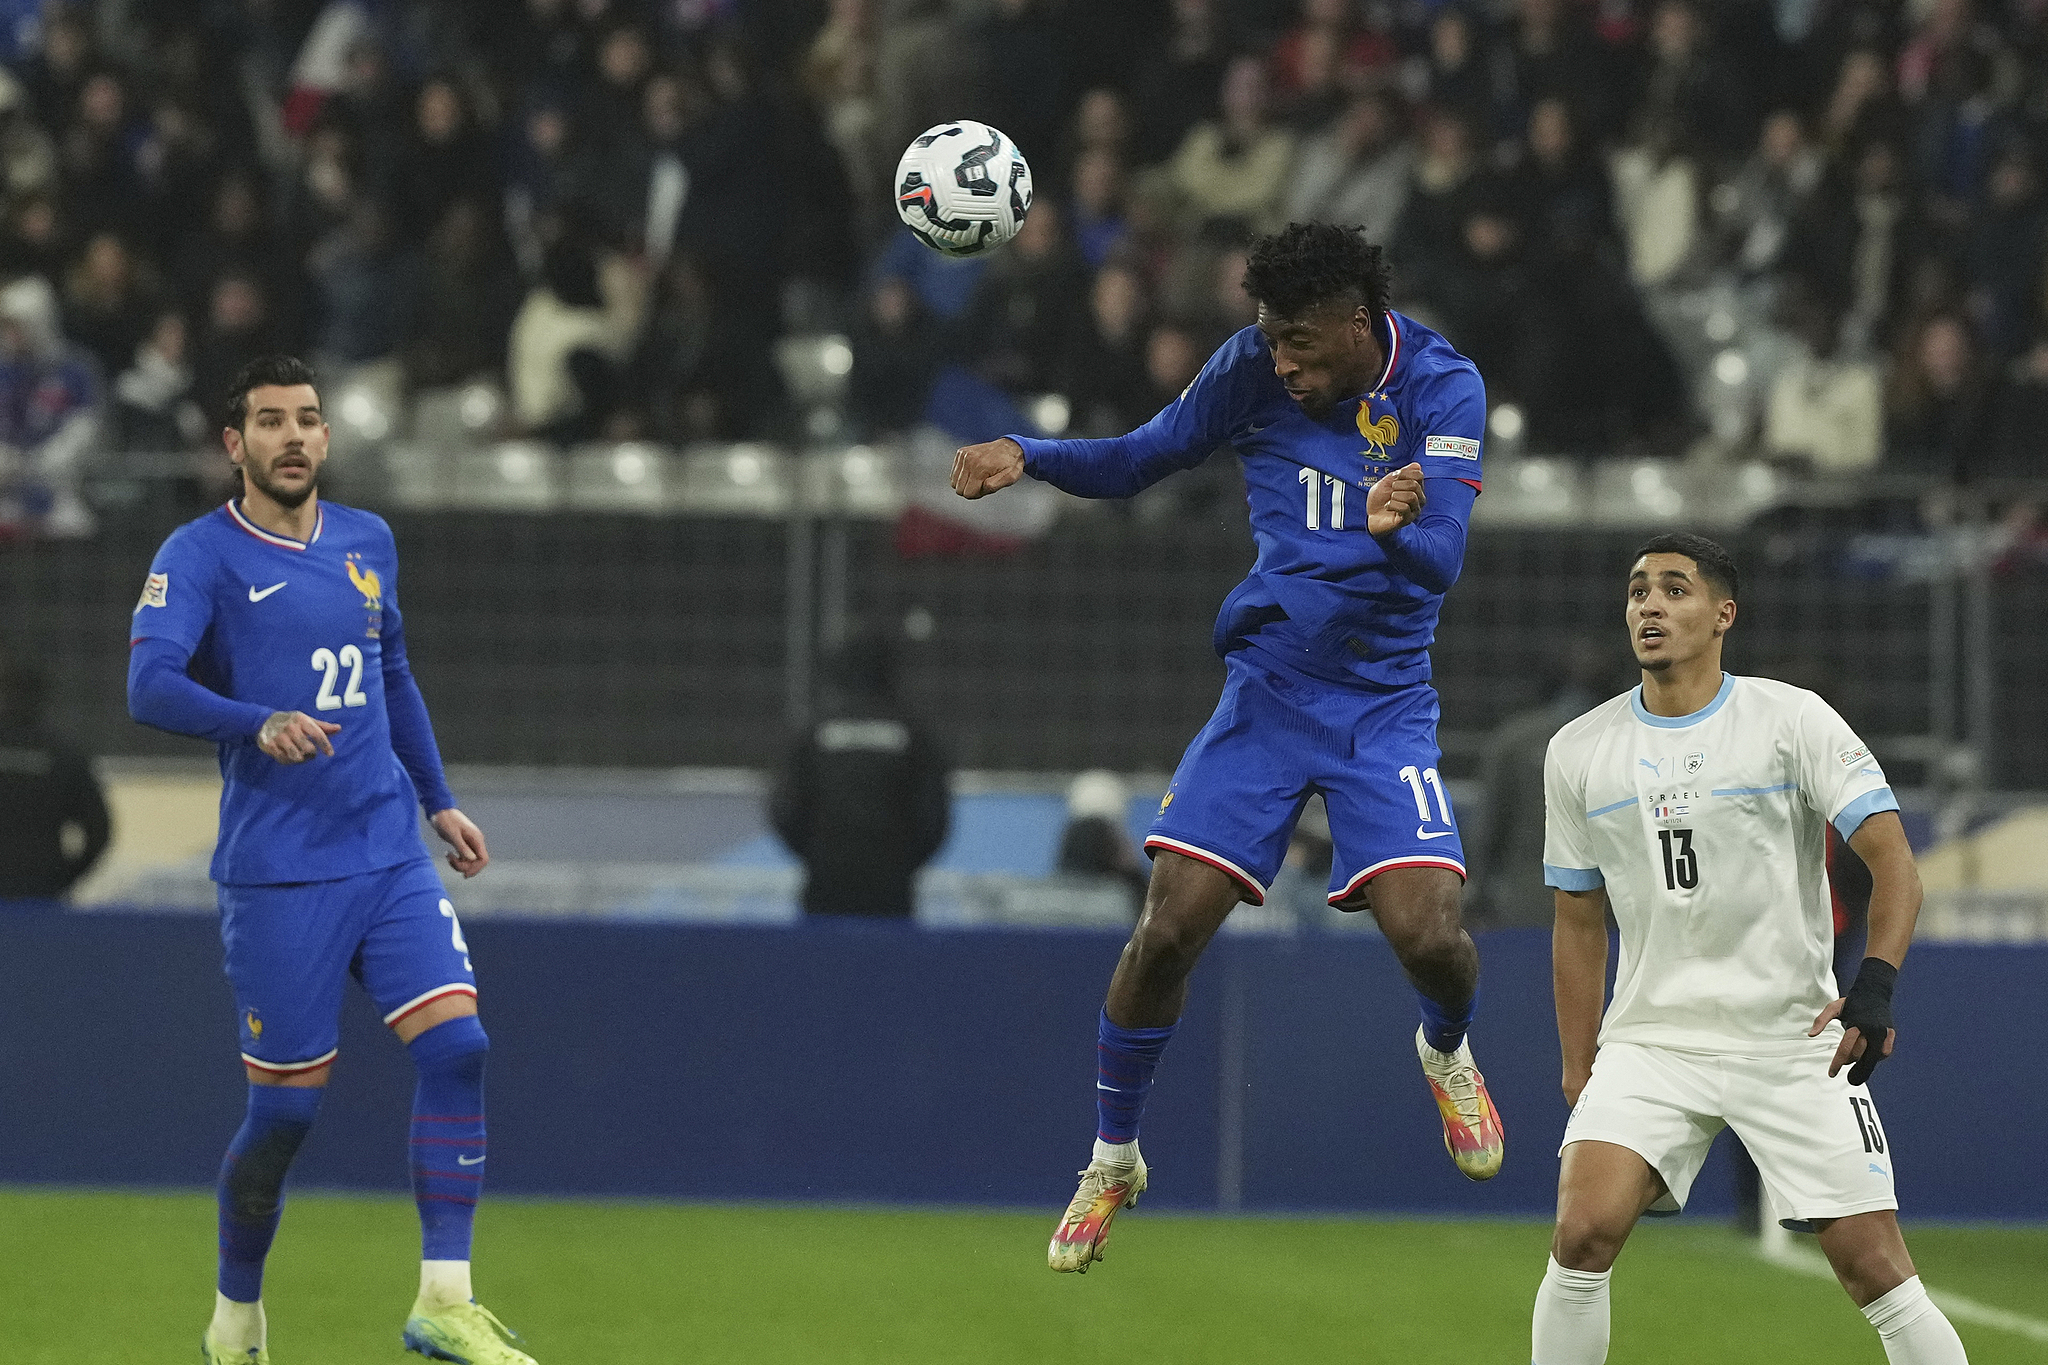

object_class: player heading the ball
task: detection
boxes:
[1533,533,1967,1365]
[128,356,537,1365]
[954,222,1504,1273]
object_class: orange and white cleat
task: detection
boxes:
[1417,1025,1505,1181]
[1048,1150,1148,1273]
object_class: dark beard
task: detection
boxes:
[1636,653,1673,672]
[245,464,316,509]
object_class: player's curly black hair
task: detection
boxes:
[1241,222,1393,321]
[1633,532,1739,600]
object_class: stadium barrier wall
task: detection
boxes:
[1,912,2036,1221]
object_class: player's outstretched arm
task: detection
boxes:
[1554,887,1610,1107]
[951,438,1025,499]
[1812,811,1921,1083]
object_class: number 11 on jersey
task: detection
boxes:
[1299,467,1346,529]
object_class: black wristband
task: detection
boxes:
[1848,956,1898,1004]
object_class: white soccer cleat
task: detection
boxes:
[1417,1025,1506,1181]
[1048,1150,1148,1273]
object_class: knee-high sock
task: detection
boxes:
[1532,1256,1612,1365]
[217,1084,322,1303]
[408,1016,489,1277]
[1095,1010,1177,1146]
[1862,1277,1969,1364]
[1419,987,1476,1055]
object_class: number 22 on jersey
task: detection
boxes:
[311,645,368,710]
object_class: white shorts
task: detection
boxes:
[1561,1041,1899,1227]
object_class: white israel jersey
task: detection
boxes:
[1542,674,1898,1056]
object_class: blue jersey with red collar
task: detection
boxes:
[1013,310,1485,689]
[129,499,450,885]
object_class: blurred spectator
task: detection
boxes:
[1060,87,1131,180]
[804,0,887,238]
[0,654,111,902]
[61,230,157,379]
[1886,313,1990,480]
[967,199,1088,396]
[508,234,646,444]
[1633,0,1754,165]
[1064,263,1153,436]
[405,200,522,390]
[1069,147,1129,269]
[1610,114,1706,291]
[1414,9,1496,141]
[1816,49,1905,160]
[0,190,63,280]
[581,22,654,156]
[1419,184,1534,392]
[1965,140,2046,360]
[626,252,716,443]
[1127,0,1230,167]
[1763,282,1882,471]
[850,273,945,437]
[112,310,203,452]
[0,68,56,205]
[1391,107,1484,306]
[1163,55,1296,236]
[1713,109,1826,279]
[191,273,275,425]
[1055,770,1147,917]
[1270,0,1395,115]
[1284,90,1412,250]
[396,76,494,241]
[969,0,1068,171]
[0,275,100,537]
[307,199,422,368]
[1501,0,1616,143]
[57,67,145,239]
[769,630,951,919]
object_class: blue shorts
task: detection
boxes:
[1146,651,1465,906]
[219,857,477,1075]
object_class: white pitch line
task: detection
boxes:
[1757,1227,2048,1346]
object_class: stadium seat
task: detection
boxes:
[451,441,563,511]
[773,333,854,409]
[674,442,793,517]
[800,444,904,518]
[568,442,672,512]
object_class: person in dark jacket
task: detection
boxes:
[770,631,950,917]
[0,654,111,900]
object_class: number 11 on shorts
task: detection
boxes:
[1400,765,1452,826]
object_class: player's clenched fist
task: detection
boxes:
[951,437,1025,499]
[258,709,340,764]
[1366,461,1426,537]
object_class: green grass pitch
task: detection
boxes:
[2,1188,2042,1363]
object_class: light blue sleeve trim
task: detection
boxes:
[1586,796,1639,819]
[1630,673,1735,729]
[1544,863,1605,891]
[1832,787,1900,841]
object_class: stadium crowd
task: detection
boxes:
[0,0,2044,536]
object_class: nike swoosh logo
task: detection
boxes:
[456,1155,485,1166]
[1416,827,1455,840]
[248,582,287,601]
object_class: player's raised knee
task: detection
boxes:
[1551,1218,1629,1273]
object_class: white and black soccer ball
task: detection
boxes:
[894,120,1033,257]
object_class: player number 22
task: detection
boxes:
[1298,468,1347,529]
[310,645,368,710]
[1658,828,1699,890]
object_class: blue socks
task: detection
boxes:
[1096,1010,1178,1144]
[1420,989,1476,1055]
[407,1016,489,1262]
[217,1084,322,1302]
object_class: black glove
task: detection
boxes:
[1839,957,1898,1087]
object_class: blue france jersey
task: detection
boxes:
[132,501,431,885]
[1015,311,1484,688]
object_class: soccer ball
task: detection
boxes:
[894,121,1033,257]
